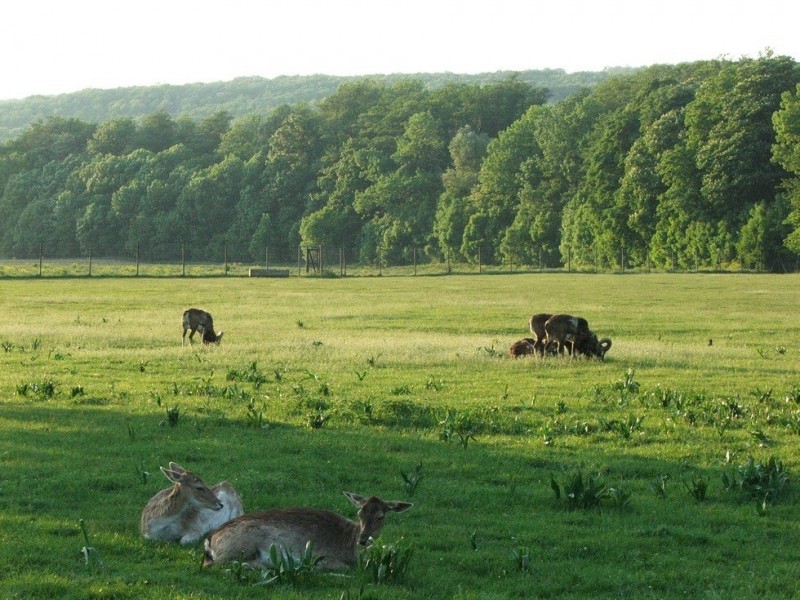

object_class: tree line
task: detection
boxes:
[2,54,800,272]
[0,70,618,141]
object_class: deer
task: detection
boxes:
[509,337,538,357]
[544,314,612,359]
[140,462,243,545]
[182,308,223,345]
[526,313,554,356]
[203,492,412,570]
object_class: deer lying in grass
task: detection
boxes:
[203,492,412,570]
[141,462,243,545]
[182,308,223,346]
[509,337,539,357]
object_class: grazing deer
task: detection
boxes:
[182,308,223,345]
[544,314,611,359]
[543,314,592,355]
[203,492,412,570]
[141,462,243,545]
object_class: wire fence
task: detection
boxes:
[0,242,795,278]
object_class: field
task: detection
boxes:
[1,273,799,599]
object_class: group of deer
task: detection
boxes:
[509,313,612,360]
[140,463,412,570]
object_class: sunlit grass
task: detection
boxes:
[1,273,799,598]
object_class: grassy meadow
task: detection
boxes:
[1,273,799,599]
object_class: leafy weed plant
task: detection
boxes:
[356,540,414,584]
[723,456,789,503]
[551,471,609,510]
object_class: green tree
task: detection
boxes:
[462,106,541,263]
[685,54,799,266]
[261,108,324,249]
[88,118,138,156]
[432,126,488,259]
[737,198,793,270]
[772,82,800,257]
[137,112,177,153]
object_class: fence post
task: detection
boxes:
[297,246,302,276]
[620,245,625,274]
[265,246,269,270]
[319,245,324,275]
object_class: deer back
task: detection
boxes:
[204,492,412,570]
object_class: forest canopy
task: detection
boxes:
[2,55,800,272]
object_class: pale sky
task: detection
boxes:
[1,0,798,101]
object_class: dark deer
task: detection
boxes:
[182,308,223,345]
[544,314,592,355]
[527,313,554,356]
[509,338,538,357]
[544,314,612,359]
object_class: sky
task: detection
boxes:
[1,0,799,101]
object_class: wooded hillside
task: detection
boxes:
[0,70,620,141]
[2,56,799,272]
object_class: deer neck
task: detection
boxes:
[162,483,193,516]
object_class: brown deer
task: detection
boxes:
[528,313,553,346]
[509,337,538,357]
[544,314,611,359]
[182,308,223,345]
[526,313,555,355]
[203,492,412,570]
[141,462,243,544]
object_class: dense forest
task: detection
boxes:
[0,70,623,141]
[2,55,800,272]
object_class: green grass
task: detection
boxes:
[1,273,799,599]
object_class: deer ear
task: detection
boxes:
[161,466,183,483]
[343,492,366,507]
[386,501,413,513]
